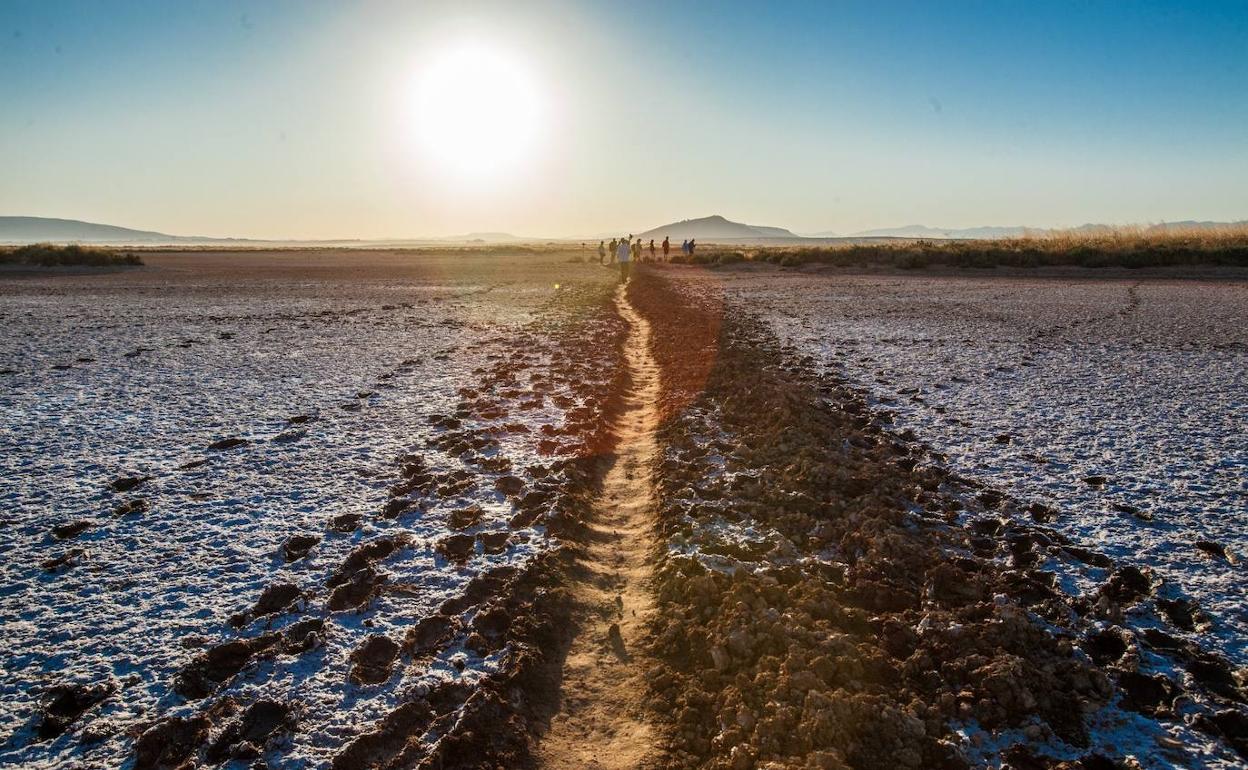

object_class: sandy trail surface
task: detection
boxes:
[537,284,662,770]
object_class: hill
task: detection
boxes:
[0,217,520,246]
[635,215,799,243]
[0,216,213,244]
[849,221,1248,240]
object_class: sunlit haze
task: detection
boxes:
[1,0,1246,239]
[410,40,545,184]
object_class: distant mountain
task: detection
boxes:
[0,216,228,244]
[1144,220,1248,232]
[10,214,1241,248]
[440,232,522,242]
[635,215,799,242]
[849,224,1031,239]
[848,221,1248,240]
[0,217,534,246]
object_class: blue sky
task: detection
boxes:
[1,0,1245,238]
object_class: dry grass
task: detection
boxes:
[1,243,144,267]
[679,224,1248,269]
[115,243,587,255]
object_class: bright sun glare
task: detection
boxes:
[413,42,543,182]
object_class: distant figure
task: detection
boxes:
[608,238,618,264]
[662,236,670,260]
[598,240,607,264]
[616,236,632,282]
[631,238,642,264]
[681,239,689,257]
[688,238,696,257]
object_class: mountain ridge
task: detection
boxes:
[4,215,1244,246]
[848,221,1248,239]
[633,215,799,242]
[0,216,216,244]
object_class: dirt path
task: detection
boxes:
[536,283,662,770]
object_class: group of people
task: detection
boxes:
[595,235,697,282]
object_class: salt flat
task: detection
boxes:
[0,250,621,768]
[713,267,1247,666]
[634,264,1247,769]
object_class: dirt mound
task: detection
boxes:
[448,504,485,529]
[253,581,302,615]
[436,533,476,562]
[404,614,459,656]
[327,536,409,588]
[109,475,149,493]
[329,512,363,532]
[328,565,387,612]
[332,555,577,769]
[50,519,93,540]
[205,699,295,762]
[175,635,281,699]
[349,634,400,684]
[133,713,211,770]
[114,498,149,517]
[282,533,320,561]
[36,681,115,740]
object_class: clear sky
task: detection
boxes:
[1,0,1245,239]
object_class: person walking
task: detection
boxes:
[681,239,689,257]
[662,236,670,261]
[608,237,618,264]
[598,240,607,265]
[631,238,642,266]
[616,235,632,282]
[648,239,656,262]
[688,238,697,257]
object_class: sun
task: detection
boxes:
[412,41,543,182]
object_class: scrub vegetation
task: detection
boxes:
[1,243,144,267]
[671,226,1248,269]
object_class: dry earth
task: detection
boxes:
[3,252,1244,770]
[623,264,1247,770]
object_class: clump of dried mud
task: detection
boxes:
[627,267,1247,770]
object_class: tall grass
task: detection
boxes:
[0,243,144,267]
[675,225,1248,269]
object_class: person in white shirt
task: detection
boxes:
[616,236,632,283]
